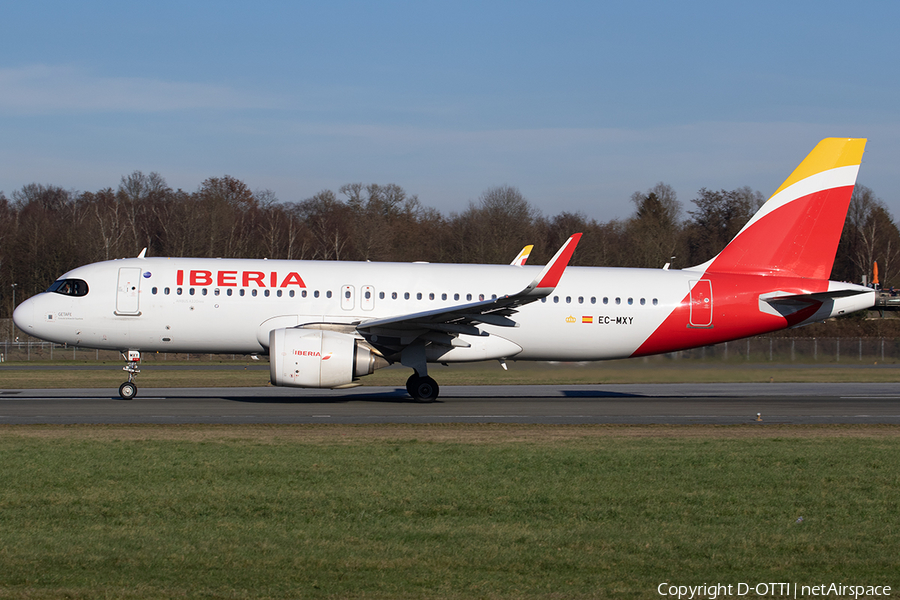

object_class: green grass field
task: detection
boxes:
[1,358,900,389]
[0,425,898,599]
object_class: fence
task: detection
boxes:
[665,337,898,363]
[0,337,897,364]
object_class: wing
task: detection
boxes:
[356,234,582,348]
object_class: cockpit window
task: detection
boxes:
[46,279,89,297]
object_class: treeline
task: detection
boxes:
[0,172,897,317]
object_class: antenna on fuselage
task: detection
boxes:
[137,248,147,259]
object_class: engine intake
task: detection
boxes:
[269,328,388,388]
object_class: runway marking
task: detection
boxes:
[840,396,900,399]
[8,397,170,401]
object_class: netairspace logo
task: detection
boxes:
[657,582,892,599]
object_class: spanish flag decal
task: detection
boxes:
[582,316,593,324]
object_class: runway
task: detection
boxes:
[1,383,899,424]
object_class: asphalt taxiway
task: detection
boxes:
[0,383,898,424]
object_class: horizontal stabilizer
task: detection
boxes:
[759,284,874,319]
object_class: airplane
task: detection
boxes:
[13,138,873,401]
[510,245,534,266]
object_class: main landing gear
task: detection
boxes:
[399,342,440,402]
[119,350,141,400]
[406,374,439,402]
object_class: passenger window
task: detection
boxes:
[627,298,633,305]
[441,293,447,301]
[288,290,293,297]
[578,296,583,304]
[264,290,270,297]
[591,297,596,304]
[177,288,183,295]
[345,290,351,299]
[466,294,472,301]
[201,288,208,296]
[240,289,245,297]
[653,298,659,306]
[214,289,220,296]
[454,293,460,301]
[189,288,195,296]
[566,297,571,304]
[392,292,398,299]
[252,289,258,297]
[479,294,484,301]
[404,292,410,300]
[227,289,233,297]
[365,291,371,299]
[553,296,559,303]
[326,291,332,298]
[302,290,307,298]
[151,287,158,295]
[164,287,170,295]
[615,298,621,305]
[417,293,423,300]
[276,290,282,297]
[314,291,320,298]
[603,297,608,304]
[640,298,646,305]
[429,293,435,300]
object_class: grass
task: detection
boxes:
[0,424,898,599]
[2,358,900,389]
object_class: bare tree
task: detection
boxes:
[625,182,682,268]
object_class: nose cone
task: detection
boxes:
[12,296,34,335]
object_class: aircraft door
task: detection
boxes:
[116,267,142,315]
[689,280,712,327]
[341,285,355,311]
[361,285,375,311]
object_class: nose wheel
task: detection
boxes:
[118,381,137,400]
[119,350,141,400]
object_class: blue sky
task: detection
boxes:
[2,1,898,221]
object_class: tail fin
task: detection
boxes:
[691,138,867,279]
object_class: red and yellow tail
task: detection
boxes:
[693,138,866,280]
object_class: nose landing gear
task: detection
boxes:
[119,350,141,400]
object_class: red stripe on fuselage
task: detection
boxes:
[632,273,827,357]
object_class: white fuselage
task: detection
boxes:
[13,256,873,362]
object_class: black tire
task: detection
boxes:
[412,376,439,402]
[118,382,137,400]
[405,375,417,398]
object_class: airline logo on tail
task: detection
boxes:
[636,137,869,358]
[693,138,866,279]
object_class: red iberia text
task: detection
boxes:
[176,270,306,288]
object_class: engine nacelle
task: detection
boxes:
[269,328,387,388]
